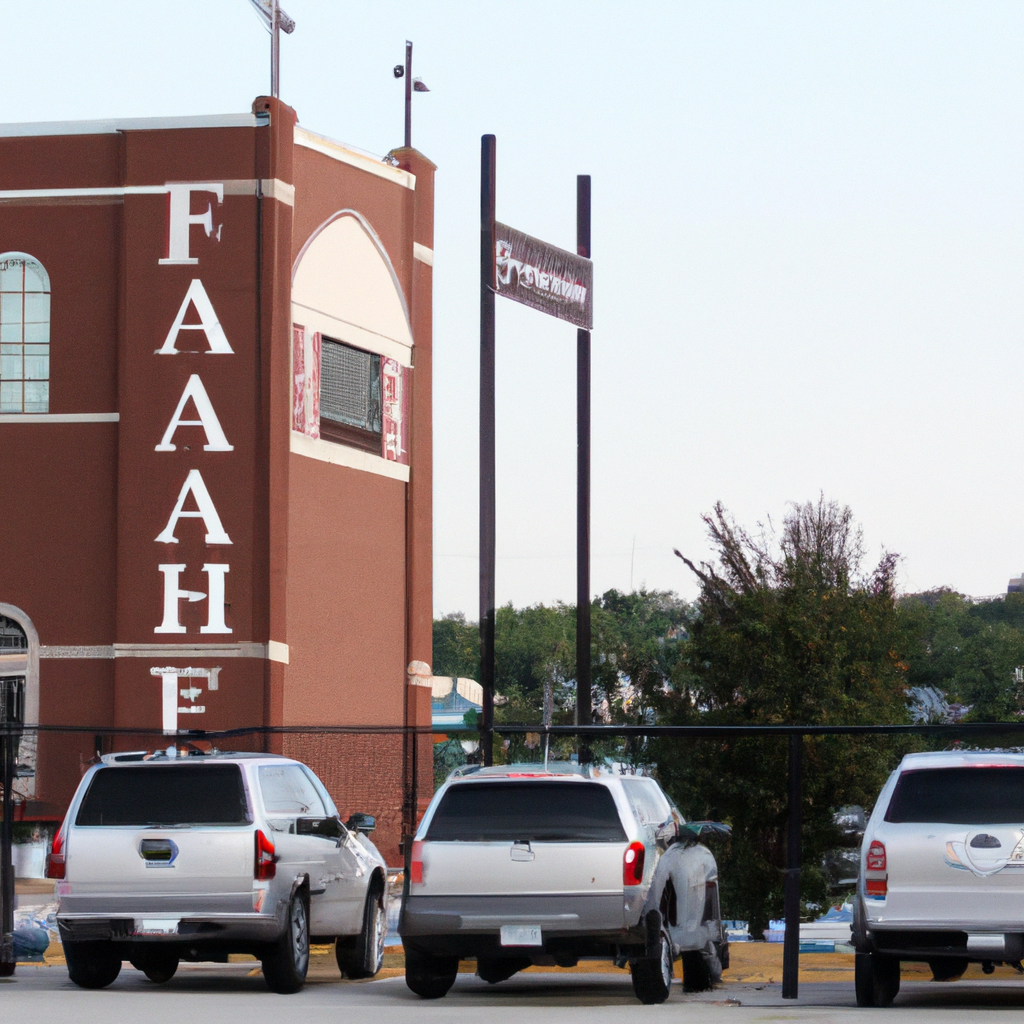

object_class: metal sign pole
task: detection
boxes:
[0,683,16,976]
[479,135,497,767]
[782,733,803,998]
[575,175,592,744]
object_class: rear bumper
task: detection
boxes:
[864,926,1024,962]
[854,895,1024,962]
[57,908,286,950]
[400,893,644,960]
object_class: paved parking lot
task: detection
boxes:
[7,959,1024,1023]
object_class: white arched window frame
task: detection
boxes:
[290,212,413,464]
[0,604,39,800]
[0,252,50,413]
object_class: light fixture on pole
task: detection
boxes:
[393,41,429,149]
[247,0,296,99]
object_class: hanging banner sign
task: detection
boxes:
[494,222,593,329]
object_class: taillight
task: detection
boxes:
[623,841,645,886]
[410,840,424,885]
[254,829,277,880]
[46,817,68,880]
[865,839,887,897]
[866,841,886,871]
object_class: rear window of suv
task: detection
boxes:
[885,766,1024,824]
[76,765,250,826]
[425,781,627,842]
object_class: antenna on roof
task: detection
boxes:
[247,0,296,99]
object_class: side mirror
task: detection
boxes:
[346,812,376,835]
[296,816,344,840]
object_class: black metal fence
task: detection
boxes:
[3,718,1024,994]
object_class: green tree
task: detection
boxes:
[591,589,692,723]
[432,612,480,680]
[658,497,911,933]
[899,590,1024,722]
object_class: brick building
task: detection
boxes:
[0,96,435,863]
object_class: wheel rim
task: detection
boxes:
[371,896,386,969]
[660,936,672,990]
[291,900,309,973]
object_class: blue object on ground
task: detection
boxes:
[799,939,836,953]
[13,926,49,958]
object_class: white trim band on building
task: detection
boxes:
[0,113,261,137]
[289,430,411,482]
[0,413,119,424]
[39,643,290,661]
[294,127,416,190]
[0,180,294,206]
[413,242,434,266]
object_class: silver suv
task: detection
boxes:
[49,750,388,992]
[399,764,727,1003]
[853,751,1024,1007]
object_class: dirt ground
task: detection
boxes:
[306,942,1024,985]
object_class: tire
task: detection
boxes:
[929,958,968,982]
[261,892,310,994]
[477,957,531,984]
[405,947,458,999]
[130,951,179,984]
[855,951,900,1007]
[717,937,730,972]
[631,929,674,1004]
[64,940,122,990]
[337,879,387,979]
[681,947,715,993]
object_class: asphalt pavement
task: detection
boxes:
[6,962,1024,1023]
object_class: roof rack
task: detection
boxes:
[101,747,220,763]
[447,762,601,781]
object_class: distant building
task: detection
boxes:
[1009,574,1024,594]
[431,677,484,730]
[0,97,435,862]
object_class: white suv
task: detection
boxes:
[853,750,1024,1006]
[400,764,727,1003]
[49,750,388,992]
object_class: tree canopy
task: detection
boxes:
[431,496,1024,931]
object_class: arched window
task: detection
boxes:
[0,613,27,725]
[0,252,50,413]
[0,605,39,799]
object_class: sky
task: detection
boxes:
[4,1,1024,617]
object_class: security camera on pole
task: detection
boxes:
[393,41,430,149]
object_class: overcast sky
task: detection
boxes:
[4,1,1024,616]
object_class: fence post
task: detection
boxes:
[0,722,16,975]
[782,731,802,998]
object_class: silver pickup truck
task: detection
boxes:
[853,750,1024,1006]
[400,764,727,1004]
[49,750,388,992]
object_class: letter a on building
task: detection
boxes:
[157,279,234,355]
[155,469,232,545]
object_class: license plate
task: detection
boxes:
[136,918,179,935]
[500,925,542,947]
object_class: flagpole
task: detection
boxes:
[271,0,280,98]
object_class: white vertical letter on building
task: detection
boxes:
[159,183,224,266]
[200,563,231,634]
